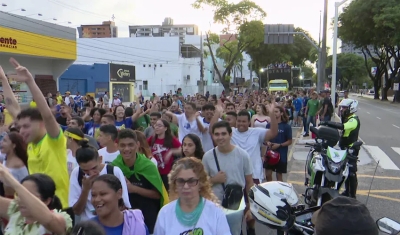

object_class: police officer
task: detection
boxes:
[338,98,360,198]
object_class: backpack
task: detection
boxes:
[77,164,114,187]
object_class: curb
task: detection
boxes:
[288,127,303,161]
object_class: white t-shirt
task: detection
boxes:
[176,114,202,143]
[67,149,78,176]
[153,199,232,235]
[113,98,121,106]
[68,164,131,221]
[230,127,268,180]
[98,147,120,164]
[198,117,221,152]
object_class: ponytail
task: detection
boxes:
[49,195,63,210]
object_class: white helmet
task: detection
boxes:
[338,98,358,114]
[249,182,299,231]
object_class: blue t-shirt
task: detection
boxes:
[293,98,303,112]
[92,217,149,235]
[84,121,101,137]
[266,122,292,162]
[115,117,133,130]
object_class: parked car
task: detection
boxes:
[367,89,375,95]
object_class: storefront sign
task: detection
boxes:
[0,26,76,60]
[0,37,17,49]
[110,63,135,82]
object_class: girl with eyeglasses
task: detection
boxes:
[153,157,231,235]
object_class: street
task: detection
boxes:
[252,98,400,234]
[351,94,400,169]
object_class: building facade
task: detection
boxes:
[58,64,109,97]
[70,36,201,98]
[77,21,118,38]
[129,17,198,43]
[0,11,76,103]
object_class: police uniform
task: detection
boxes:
[339,114,360,198]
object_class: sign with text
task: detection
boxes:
[109,63,136,82]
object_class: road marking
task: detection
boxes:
[376,117,381,120]
[393,124,400,129]
[363,145,400,170]
[288,128,302,161]
[357,192,400,203]
[392,147,400,156]
[287,181,400,202]
[289,171,400,180]
[367,112,370,114]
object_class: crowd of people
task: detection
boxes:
[0,57,373,235]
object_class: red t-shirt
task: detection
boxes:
[147,136,181,175]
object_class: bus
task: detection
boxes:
[268,79,289,92]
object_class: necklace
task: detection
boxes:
[175,197,205,227]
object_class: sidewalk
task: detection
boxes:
[351,93,395,102]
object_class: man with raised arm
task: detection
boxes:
[0,58,69,208]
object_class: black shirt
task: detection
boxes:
[56,115,67,126]
[128,165,161,234]
[322,97,333,116]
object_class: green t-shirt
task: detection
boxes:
[170,123,179,138]
[307,99,320,116]
[136,115,150,131]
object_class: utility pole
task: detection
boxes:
[199,33,205,95]
[317,0,328,92]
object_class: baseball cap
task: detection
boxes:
[312,196,378,235]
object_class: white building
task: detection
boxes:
[75,37,202,96]
[129,17,199,44]
[341,43,377,57]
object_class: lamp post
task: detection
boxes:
[332,0,349,106]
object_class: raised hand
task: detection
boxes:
[9,58,34,83]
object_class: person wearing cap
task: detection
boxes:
[311,196,378,235]
[65,91,71,105]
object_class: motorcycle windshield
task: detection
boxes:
[326,147,347,163]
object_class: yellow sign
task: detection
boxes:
[0,26,76,60]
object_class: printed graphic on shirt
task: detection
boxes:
[179,228,204,235]
[152,143,169,169]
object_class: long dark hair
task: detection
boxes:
[182,134,204,160]
[151,119,173,149]
[275,106,289,123]
[21,173,63,210]
[7,132,28,167]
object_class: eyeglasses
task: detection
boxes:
[175,178,199,188]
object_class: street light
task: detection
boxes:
[332,0,349,106]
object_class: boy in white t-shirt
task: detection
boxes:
[97,124,120,164]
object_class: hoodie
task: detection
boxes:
[123,209,148,235]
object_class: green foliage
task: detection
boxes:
[300,65,315,79]
[193,0,266,91]
[338,0,400,99]
[245,27,318,72]
[326,53,367,89]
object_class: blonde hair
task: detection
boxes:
[168,157,220,204]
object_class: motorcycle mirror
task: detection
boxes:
[377,217,400,234]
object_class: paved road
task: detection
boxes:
[350,94,400,169]
[253,123,400,235]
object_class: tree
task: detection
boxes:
[245,27,318,74]
[325,53,366,90]
[301,65,315,80]
[193,0,266,91]
[338,0,400,100]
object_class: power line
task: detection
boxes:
[0,17,201,65]
[1,11,178,53]
[46,0,133,25]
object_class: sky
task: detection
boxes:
[2,0,347,53]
